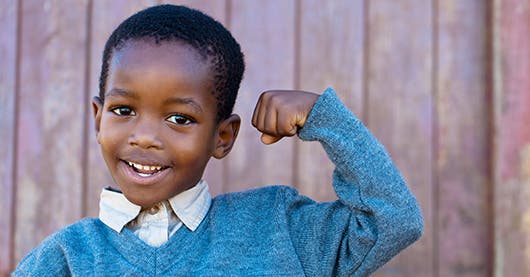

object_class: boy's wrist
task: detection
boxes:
[298,87,354,141]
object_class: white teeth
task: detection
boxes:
[138,173,152,177]
[127,161,162,171]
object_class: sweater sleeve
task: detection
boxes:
[285,87,423,276]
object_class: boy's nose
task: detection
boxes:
[128,118,163,149]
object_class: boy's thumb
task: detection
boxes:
[261,133,282,145]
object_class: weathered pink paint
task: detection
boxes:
[0,1,18,274]
[494,0,530,275]
[498,0,530,181]
[367,1,434,276]
[225,0,297,192]
[14,0,89,264]
[436,1,492,276]
[296,0,365,201]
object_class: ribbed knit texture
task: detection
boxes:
[13,88,423,276]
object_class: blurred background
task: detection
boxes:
[1,0,529,276]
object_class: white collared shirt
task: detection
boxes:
[99,180,212,247]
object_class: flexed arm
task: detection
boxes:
[252,88,423,276]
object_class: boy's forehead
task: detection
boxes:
[111,39,210,70]
[106,40,217,109]
[110,40,212,82]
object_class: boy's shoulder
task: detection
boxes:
[53,217,101,236]
[206,185,304,229]
[213,185,298,202]
[211,185,312,212]
[32,218,102,247]
[15,218,103,273]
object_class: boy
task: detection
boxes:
[14,4,422,276]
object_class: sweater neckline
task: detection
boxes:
[98,212,211,274]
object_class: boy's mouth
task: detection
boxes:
[125,160,168,177]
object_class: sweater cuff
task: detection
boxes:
[298,87,360,141]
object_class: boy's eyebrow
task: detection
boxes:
[164,97,203,113]
[106,88,138,99]
[106,88,203,113]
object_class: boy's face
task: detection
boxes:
[93,40,239,207]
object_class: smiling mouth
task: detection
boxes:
[125,160,168,177]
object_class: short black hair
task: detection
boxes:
[99,4,245,121]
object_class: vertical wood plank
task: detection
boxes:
[437,0,492,275]
[14,0,89,264]
[367,1,434,276]
[160,0,228,196]
[493,0,530,275]
[296,0,364,202]
[0,0,18,273]
[161,0,226,21]
[86,0,158,217]
[225,0,296,192]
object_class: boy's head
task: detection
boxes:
[92,5,243,207]
[99,4,244,122]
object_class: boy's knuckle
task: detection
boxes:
[265,126,277,136]
[269,95,283,106]
[261,90,273,97]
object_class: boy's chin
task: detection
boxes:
[120,186,189,208]
[119,190,164,208]
[127,196,162,208]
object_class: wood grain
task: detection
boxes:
[225,0,297,192]
[161,0,226,22]
[436,0,492,275]
[367,1,434,276]
[493,0,530,275]
[296,0,364,201]
[0,0,18,273]
[14,0,89,263]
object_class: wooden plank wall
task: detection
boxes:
[0,1,18,273]
[0,0,528,276]
[437,1,493,275]
[367,2,433,275]
[493,0,530,276]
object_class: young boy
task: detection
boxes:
[14,4,423,276]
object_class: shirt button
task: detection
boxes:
[148,205,160,215]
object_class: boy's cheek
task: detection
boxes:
[97,121,122,147]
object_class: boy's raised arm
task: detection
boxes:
[252,88,423,276]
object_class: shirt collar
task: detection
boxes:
[99,180,212,233]
[167,179,211,231]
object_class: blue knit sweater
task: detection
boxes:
[13,88,423,276]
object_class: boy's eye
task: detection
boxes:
[111,107,136,116]
[167,114,193,125]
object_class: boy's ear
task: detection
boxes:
[92,96,103,139]
[213,114,241,159]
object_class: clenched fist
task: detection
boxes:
[252,90,320,144]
